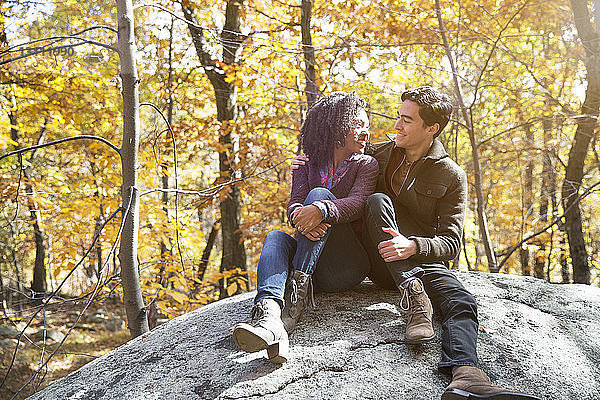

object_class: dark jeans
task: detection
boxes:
[363,192,479,374]
[255,188,370,308]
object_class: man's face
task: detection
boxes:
[393,100,437,150]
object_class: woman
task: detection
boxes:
[232,92,378,363]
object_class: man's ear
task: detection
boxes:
[427,123,440,137]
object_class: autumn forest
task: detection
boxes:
[0,0,599,397]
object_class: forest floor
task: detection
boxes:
[0,298,130,399]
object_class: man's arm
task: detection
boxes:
[408,168,467,262]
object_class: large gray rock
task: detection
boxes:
[27,272,600,400]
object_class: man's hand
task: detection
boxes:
[290,155,309,174]
[377,227,417,262]
[292,205,324,235]
[303,222,331,241]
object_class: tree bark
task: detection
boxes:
[9,104,48,297]
[198,219,220,281]
[562,0,600,284]
[538,117,556,281]
[520,120,534,276]
[117,0,149,337]
[181,0,247,298]
[435,0,498,272]
[160,17,175,267]
[301,0,318,109]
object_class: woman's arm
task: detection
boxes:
[318,156,379,224]
[287,163,310,226]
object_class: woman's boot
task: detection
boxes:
[232,298,289,363]
[281,270,316,333]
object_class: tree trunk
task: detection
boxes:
[560,236,570,283]
[435,0,498,272]
[561,0,600,284]
[9,103,48,297]
[520,121,534,276]
[91,161,105,279]
[160,17,175,269]
[116,0,149,337]
[539,117,556,281]
[301,0,318,109]
[181,0,247,298]
[27,177,46,295]
[198,219,220,281]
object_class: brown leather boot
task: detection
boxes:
[232,299,289,363]
[400,277,435,343]
[442,366,541,399]
[281,270,315,333]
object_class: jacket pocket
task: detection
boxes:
[414,181,448,198]
[413,181,448,224]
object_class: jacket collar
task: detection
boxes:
[373,139,448,162]
[423,139,449,161]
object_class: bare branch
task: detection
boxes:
[470,1,531,108]
[498,180,600,270]
[0,199,125,391]
[139,102,186,276]
[0,135,120,162]
[0,39,116,66]
[0,25,117,56]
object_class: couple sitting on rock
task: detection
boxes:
[232,87,539,400]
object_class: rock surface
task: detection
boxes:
[27,272,600,400]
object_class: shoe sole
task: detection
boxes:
[442,388,541,400]
[404,334,436,344]
[233,326,289,364]
[232,326,269,353]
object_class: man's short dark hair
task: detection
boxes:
[401,86,453,137]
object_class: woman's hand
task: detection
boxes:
[290,155,309,174]
[292,205,324,235]
[304,222,331,241]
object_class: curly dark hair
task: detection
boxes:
[401,86,453,138]
[300,92,367,168]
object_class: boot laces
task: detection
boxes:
[288,275,316,317]
[399,279,427,315]
[250,301,267,322]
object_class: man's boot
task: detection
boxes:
[281,270,315,333]
[442,366,541,400]
[232,298,289,363]
[400,277,435,343]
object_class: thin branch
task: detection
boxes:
[16,195,129,397]
[0,200,124,392]
[139,157,292,198]
[0,40,116,66]
[0,135,120,162]
[139,102,186,276]
[0,25,117,56]
[470,0,530,108]
[498,180,600,270]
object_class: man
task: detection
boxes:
[362,86,538,400]
[292,86,539,400]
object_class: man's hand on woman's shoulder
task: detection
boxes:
[290,155,309,174]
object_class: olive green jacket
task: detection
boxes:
[369,139,467,265]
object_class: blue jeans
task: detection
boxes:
[255,188,369,308]
[363,192,479,374]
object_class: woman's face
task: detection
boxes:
[345,108,370,154]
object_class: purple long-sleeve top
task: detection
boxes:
[287,154,379,225]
